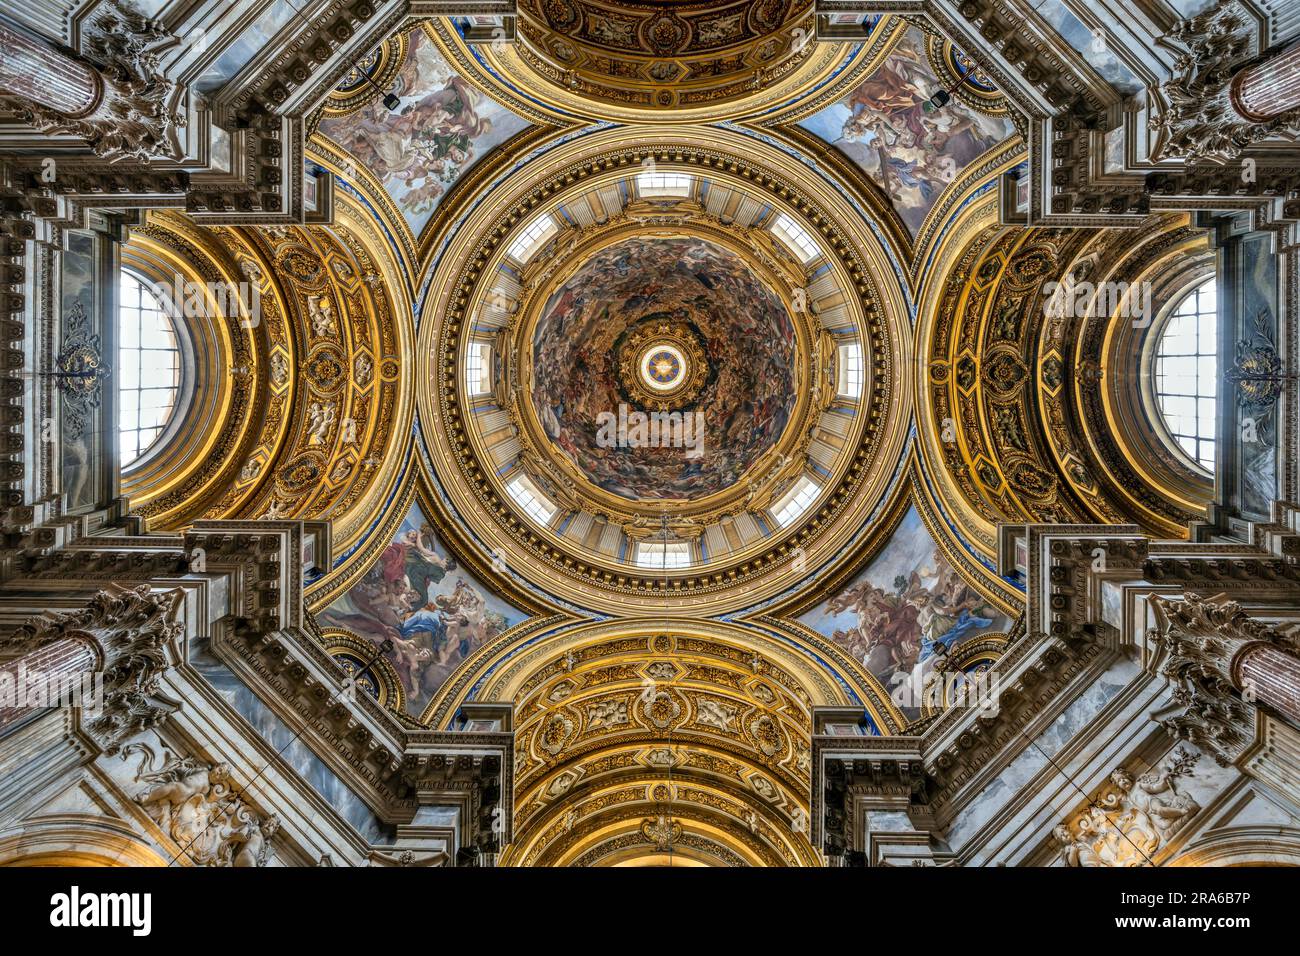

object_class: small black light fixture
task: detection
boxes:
[923,88,951,113]
[382,91,401,111]
[921,46,994,114]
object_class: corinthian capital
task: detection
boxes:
[2,583,184,754]
[1,0,186,164]
[1148,592,1289,765]
[1149,0,1297,163]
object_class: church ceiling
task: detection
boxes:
[795,503,1013,721]
[415,127,913,616]
[499,626,822,866]
[317,495,532,718]
[915,205,1212,576]
[315,23,533,240]
[529,235,797,501]
[510,0,815,114]
[108,5,1235,865]
[481,0,853,122]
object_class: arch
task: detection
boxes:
[1168,827,1300,867]
[495,624,830,866]
[0,817,169,867]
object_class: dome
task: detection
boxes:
[419,131,911,615]
[529,236,797,501]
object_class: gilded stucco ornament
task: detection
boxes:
[54,300,109,443]
[915,196,1208,605]
[498,627,822,866]
[504,0,822,117]
[120,198,410,558]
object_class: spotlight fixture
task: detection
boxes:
[923,89,951,112]
[920,48,992,114]
[382,91,400,111]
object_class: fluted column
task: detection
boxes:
[1233,641,1300,726]
[0,634,99,730]
[1151,593,1300,765]
[1232,41,1300,121]
[0,24,101,117]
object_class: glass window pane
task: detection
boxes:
[1153,278,1216,471]
[118,271,181,465]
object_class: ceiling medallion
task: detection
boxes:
[618,320,709,409]
[748,0,791,34]
[644,11,690,56]
[542,0,581,31]
[641,345,685,391]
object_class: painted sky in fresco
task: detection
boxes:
[798,26,1015,236]
[319,499,528,718]
[318,26,530,239]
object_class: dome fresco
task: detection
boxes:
[14,0,1284,879]
[528,236,797,501]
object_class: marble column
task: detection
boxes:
[1232,41,1300,121]
[1153,594,1300,765]
[0,585,181,752]
[0,634,99,730]
[0,15,182,164]
[0,24,101,117]
[1233,641,1300,727]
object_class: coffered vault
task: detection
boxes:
[1,0,1299,872]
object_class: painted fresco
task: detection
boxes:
[530,236,797,501]
[798,27,1014,235]
[798,506,1011,709]
[317,26,530,237]
[319,500,528,716]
